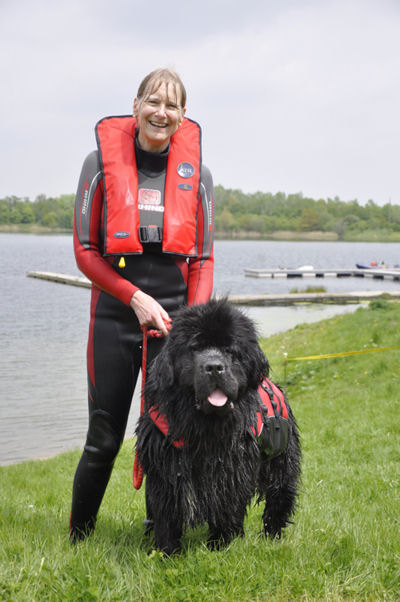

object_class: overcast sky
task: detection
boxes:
[1,0,399,205]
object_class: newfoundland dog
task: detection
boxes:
[136,298,301,554]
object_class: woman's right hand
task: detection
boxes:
[129,290,172,336]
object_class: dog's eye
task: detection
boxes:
[227,345,241,359]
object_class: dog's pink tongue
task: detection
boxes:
[207,389,228,407]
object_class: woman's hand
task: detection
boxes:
[129,290,171,336]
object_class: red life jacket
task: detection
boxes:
[147,376,289,456]
[95,115,202,256]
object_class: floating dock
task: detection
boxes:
[27,271,400,306]
[27,271,91,288]
[244,267,400,281]
[227,291,400,306]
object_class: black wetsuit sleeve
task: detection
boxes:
[73,151,138,305]
[187,164,214,305]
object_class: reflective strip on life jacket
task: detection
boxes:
[95,115,202,257]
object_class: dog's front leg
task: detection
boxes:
[153,515,183,556]
[208,526,244,550]
[143,480,154,535]
[208,514,245,550]
[261,447,301,538]
[146,475,183,555]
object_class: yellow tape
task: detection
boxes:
[284,344,400,363]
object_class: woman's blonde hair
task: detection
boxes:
[136,68,187,109]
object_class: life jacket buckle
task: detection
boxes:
[138,226,163,243]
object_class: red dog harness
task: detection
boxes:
[147,376,289,456]
[252,377,289,458]
[148,407,185,448]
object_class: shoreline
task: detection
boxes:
[0,303,363,467]
[2,224,400,242]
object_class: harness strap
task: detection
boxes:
[148,407,184,448]
[146,376,289,454]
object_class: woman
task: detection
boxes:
[70,68,214,542]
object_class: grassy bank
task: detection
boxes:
[214,229,400,242]
[1,301,400,600]
[214,230,340,241]
[342,229,400,242]
[0,224,71,234]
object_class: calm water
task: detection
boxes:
[1,234,399,465]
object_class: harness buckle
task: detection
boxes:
[138,226,163,243]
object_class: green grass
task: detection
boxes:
[1,301,400,600]
[289,285,327,294]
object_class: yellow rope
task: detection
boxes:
[284,345,400,363]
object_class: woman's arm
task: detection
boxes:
[187,164,215,305]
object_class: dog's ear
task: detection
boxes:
[147,348,175,390]
[247,344,270,389]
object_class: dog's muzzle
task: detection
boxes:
[194,348,238,415]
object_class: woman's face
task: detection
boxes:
[134,81,186,153]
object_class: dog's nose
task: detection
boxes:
[204,360,225,375]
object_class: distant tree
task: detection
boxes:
[58,208,74,229]
[10,205,23,224]
[332,218,348,238]
[19,202,35,223]
[343,214,360,229]
[298,207,321,231]
[0,200,10,224]
[385,203,400,228]
[217,208,236,232]
[318,211,333,232]
[42,211,58,228]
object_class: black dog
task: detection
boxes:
[136,299,301,554]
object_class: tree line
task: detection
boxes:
[213,187,400,237]
[1,188,399,238]
[0,194,75,229]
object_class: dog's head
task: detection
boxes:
[146,299,269,416]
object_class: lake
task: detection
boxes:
[1,234,399,464]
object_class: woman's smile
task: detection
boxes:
[134,82,185,152]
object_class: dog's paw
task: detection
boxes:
[207,527,244,550]
[207,537,224,551]
[263,518,283,540]
[143,518,154,536]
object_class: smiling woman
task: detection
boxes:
[133,70,187,153]
[70,67,215,542]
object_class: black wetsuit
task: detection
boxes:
[70,136,214,539]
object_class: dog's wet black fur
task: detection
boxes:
[136,298,301,555]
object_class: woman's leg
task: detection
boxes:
[70,291,142,541]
